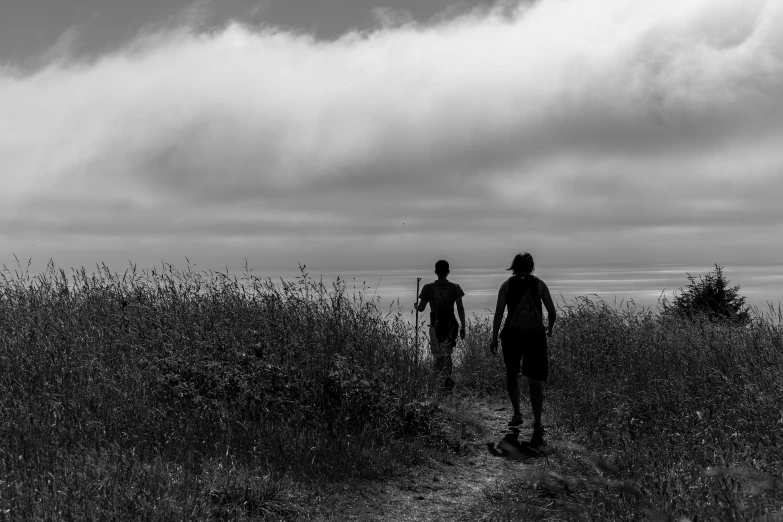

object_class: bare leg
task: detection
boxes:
[506,370,521,415]
[528,378,543,428]
[434,355,454,392]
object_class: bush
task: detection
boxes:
[663,264,750,324]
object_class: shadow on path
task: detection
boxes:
[487,428,553,461]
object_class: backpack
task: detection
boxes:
[508,278,544,334]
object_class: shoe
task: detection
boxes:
[508,414,524,427]
[530,425,545,447]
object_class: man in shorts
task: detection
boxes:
[489,253,556,447]
[415,260,466,393]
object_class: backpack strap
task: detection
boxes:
[527,275,539,297]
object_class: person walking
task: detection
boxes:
[415,260,466,394]
[489,252,556,447]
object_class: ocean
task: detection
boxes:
[261,264,783,319]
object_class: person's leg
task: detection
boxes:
[432,354,446,398]
[433,355,446,376]
[521,332,548,444]
[435,323,457,392]
[442,353,455,393]
[443,330,456,380]
[528,378,543,429]
[507,369,521,416]
[429,325,444,381]
[502,341,524,424]
[443,350,453,378]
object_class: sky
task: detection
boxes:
[1,0,782,275]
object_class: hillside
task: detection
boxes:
[1,263,782,520]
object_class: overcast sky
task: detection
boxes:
[1,0,782,274]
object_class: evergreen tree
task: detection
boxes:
[664,264,750,325]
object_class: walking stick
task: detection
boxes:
[415,277,422,353]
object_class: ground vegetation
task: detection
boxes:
[1,261,781,520]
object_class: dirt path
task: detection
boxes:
[308,397,592,522]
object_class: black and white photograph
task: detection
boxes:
[1,0,782,519]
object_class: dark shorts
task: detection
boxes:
[502,330,548,382]
[429,315,458,357]
[429,324,458,356]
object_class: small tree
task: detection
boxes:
[663,264,750,325]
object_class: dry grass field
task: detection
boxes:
[1,260,781,520]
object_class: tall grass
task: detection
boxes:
[461,296,783,520]
[0,260,444,520]
[3,259,782,520]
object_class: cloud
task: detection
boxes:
[1,0,782,271]
[249,2,270,19]
[41,26,83,63]
[371,7,415,28]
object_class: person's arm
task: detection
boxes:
[539,280,557,336]
[490,284,506,353]
[456,296,466,338]
[414,286,428,313]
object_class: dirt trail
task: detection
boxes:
[309,398,586,522]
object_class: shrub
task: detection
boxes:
[663,264,750,324]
